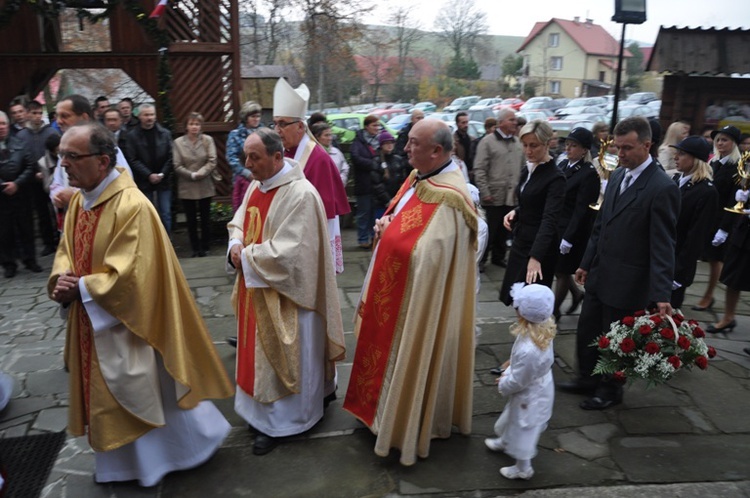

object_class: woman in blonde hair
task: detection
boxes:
[668,136,718,308]
[658,121,690,175]
[485,283,556,481]
[693,125,743,312]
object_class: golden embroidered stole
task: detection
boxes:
[73,205,104,425]
[236,187,278,395]
[343,189,438,425]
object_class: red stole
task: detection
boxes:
[236,187,278,395]
[343,190,438,425]
[73,205,105,425]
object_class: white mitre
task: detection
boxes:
[273,78,310,119]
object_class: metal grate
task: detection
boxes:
[0,431,66,498]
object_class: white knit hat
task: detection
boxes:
[510,283,554,323]
[273,78,309,119]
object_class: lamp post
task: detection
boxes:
[610,0,647,133]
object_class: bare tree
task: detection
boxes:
[240,0,291,65]
[388,6,424,100]
[434,0,487,61]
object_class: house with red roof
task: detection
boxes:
[517,17,632,98]
[353,55,434,101]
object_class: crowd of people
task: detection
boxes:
[2,86,749,488]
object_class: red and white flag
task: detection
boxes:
[149,0,168,18]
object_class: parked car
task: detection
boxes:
[391,103,413,112]
[425,112,457,123]
[413,101,437,113]
[445,120,487,140]
[469,98,502,111]
[468,108,496,124]
[561,97,608,110]
[605,104,658,124]
[443,96,481,112]
[386,113,413,133]
[520,97,562,113]
[554,105,607,120]
[647,99,662,115]
[326,113,397,145]
[368,107,407,122]
[517,110,555,122]
[493,98,525,111]
[625,92,658,105]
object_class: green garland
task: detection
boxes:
[0,0,174,130]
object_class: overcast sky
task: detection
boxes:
[374,0,750,46]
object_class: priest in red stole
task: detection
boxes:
[344,119,478,466]
[272,77,350,274]
[49,123,233,487]
[227,128,346,455]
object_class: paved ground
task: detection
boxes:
[1,226,749,497]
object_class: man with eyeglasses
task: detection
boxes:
[0,110,43,277]
[49,94,132,221]
[272,78,349,274]
[49,122,233,486]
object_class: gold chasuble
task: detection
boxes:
[344,168,478,466]
[229,164,345,403]
[48,171,233,452]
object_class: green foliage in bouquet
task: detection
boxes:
[210,202,233,223]
[592,311,716,387]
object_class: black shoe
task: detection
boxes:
[489,366,505,376]
[25,262,43,273]
[41,246,57,257]
[226,336,238,348]
[324,391,337,409]
[4,267,16,278]
[553,309,561,323]
[744,347,750,357]
[191,252,199,258]
[556,378,598,395]
[580,395,622,411]
[691,298,715,312]
[565,293,584,315]
[198,251,207,257]
[706,320,736,333]
[253,434,278,455]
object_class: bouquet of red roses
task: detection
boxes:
[592,311,716,386]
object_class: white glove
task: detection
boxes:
[381,162,388,169]
[672,281,682,290]
[735,189,749,203]
[600,179,608,195]
[559,239,572,255]
[712,229,728,247]
[191,172,197,180]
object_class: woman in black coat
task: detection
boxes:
[552,128,600,319]
[499,120,566,305]
[668,136,719,309]
[693,125,742,311]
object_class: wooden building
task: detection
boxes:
[647,26,750,134]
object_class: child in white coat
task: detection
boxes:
[485,283,556,480]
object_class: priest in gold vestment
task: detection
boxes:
[49,123,233,486]
[227,128,346,455]
[344,119,478,465]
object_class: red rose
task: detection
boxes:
[673,315,683,326]
[639,324,652,336]
[693,327,705,338]
[688,319,698,326]
[651,315,663,326]
[620,337,636,353]
[677,336,691,350]
[660,328,676,341]
[622,316,635,327]
[634,310,646,317]
[667,355,681,369]
[598,336,611,349]
[613,371,627,383]
[644,342,660,354]
[695,356,708,370]
[707,346,717,358]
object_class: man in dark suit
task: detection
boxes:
[559,117,680,410]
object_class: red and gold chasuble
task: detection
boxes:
[73,205,105,425]
[236,187,278,395]
[343,188,438,425]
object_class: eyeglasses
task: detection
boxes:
[58,151,100,162]
[273,120,300,129]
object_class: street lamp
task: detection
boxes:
[610,0,647,133]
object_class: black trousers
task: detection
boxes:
[31,181,57,247]
[182,197,212,253]
[0,190,37,269]
[576,290,636,398]
[482,204,512,264]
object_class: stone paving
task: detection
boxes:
[1,227,749,497]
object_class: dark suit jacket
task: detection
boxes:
[581,162,680,309]
[512,159,566,261]
[557,159,600,248]
[673,176,718,286]
[124,123,173,192]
